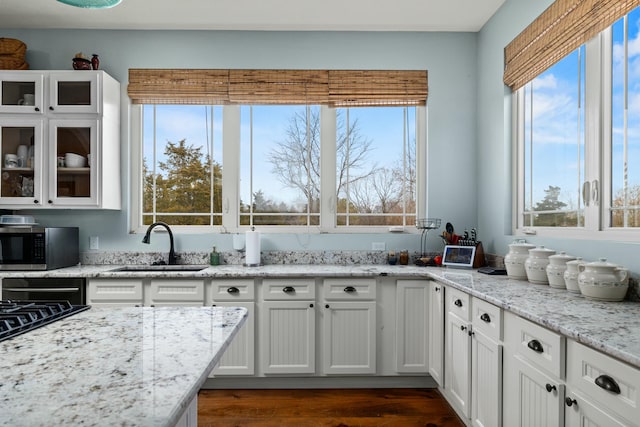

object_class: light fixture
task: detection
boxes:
[57,0,122,9]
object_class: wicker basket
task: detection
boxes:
[0,57,28,70]
[0,38,27,57]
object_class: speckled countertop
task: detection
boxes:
[1,263,639,370]
[0,306,247,427]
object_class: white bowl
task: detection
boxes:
[65,152,86,168]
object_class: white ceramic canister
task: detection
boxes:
[563,257,585,293]
[504,242,536,279]
[577,258,629,302]
[524,246,556,284]
[546,251,577,289]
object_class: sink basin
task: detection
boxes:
[109,265,208,272]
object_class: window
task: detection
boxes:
[513,6,640,238]
[135,103,425,232]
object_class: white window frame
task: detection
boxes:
[512,27,640,242]
[130,104,427,234]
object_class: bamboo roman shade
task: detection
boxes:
[503,0,640,91]
[128,69,428,107]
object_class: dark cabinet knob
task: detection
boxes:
[454,299,463,307]
[545,383,556,393]
[434,286,440,292]
[480,313,491,323]
[48,200,53,204]
[34,107,40,112]
[343,286,356,293]
[283,286,295,293]
[325,304,330,309]
[33,200,39,204]
[595,375,621,394]
[227,286,239,294]
[49,106,54,111]
[527,339,544,353]
[565,397,577,407]
[460,325,467,331]
[309,303,314,308]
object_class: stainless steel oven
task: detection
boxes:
[2,278,85,305]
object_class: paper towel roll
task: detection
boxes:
[233,233,245,251]
[245,229,261,266]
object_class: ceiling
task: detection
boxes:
[0,0,506,32]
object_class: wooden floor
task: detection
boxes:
[198,388,465,427]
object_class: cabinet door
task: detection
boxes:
[211,302,255,376]
[503,354,564,427]
[87,278,144,307]
[48,119,98,206]
[428,282,445,386]
[565,390,629,427]
[0,72,44,114]
[0,118,43,205]
[322,301,376,374]
[48,72,100,114]
[445,311,472,419]
[260,300,316,374]
[396,280,428,373]
[471,330,502,427]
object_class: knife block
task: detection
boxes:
[472,242,487,268]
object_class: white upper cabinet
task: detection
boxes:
[0,70,120,209]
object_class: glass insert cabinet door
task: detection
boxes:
[0,73,44,114]
[48,119,98,206]
[0,119,43,204]
[48,72,99,114]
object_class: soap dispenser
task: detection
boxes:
[209,246,220,266]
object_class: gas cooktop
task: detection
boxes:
[0,300,90,343]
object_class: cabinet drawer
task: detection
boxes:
[323,278,376,300]
[88,279,143,303]
[446,287,471,322]
[567,340,640,422]
[505,312,565,378]
[211,279,255,302]
[149,279,204,302]
[262,278,315,300]
[472,298,502,342]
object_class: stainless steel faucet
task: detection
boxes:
[142,221,177,265]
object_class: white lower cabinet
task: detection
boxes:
[87,278,205,307]
[395,280,429,373]
[321,278,377,375]
[210,279,256,376]
[443,287,503,427]
[428,281,445,386]
[149,279,204,307]
[260,279,316,374]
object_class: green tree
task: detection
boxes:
[143,139,222,225]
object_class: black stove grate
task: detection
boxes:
[0,300,90,343]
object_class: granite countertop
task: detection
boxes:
[1,263,639,370]
[0,306,247,427]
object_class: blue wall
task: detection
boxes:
[0,29,478,255]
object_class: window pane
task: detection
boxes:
[610,9,640,227]
[142,105,223,226]
[522,48,585,227]
[336,107,417,227]
[239,105,321,226]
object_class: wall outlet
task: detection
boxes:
[89,236,99,250]
[371,242,386,251]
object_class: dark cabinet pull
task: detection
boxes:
[454,299,463,307]
[527,339,544,353]
[49,106,54,110]
[227,286,239,294]
[283,286,295,293]
[325,304,330,309]
[460,325,467,332]
[434,286,441,292]
[48,200,53,204]
[34,107,40,112]
[565,397,577,407]
[309,303,314,308]
[595,375,621,394]
[34,200,39,204]
[480,313,491,323]
[343,286,356,293]
[545,384,556,393]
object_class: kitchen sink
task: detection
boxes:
[109,265,209,272]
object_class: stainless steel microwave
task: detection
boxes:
[0,226,79,270]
